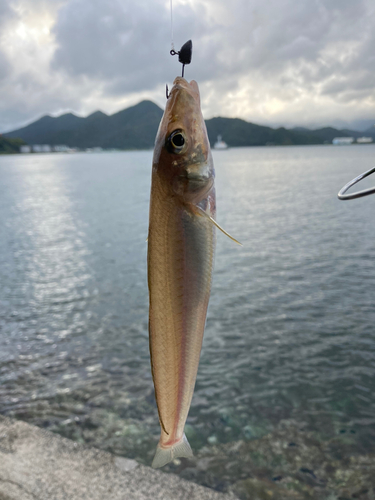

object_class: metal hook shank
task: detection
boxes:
[338,166,375,200]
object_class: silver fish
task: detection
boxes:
[148,77,239,468]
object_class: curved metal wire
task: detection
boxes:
[338,166,375,200]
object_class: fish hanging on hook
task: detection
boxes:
[148,75,240,469]
[149,37,241,466]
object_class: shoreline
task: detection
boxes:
[1,142,375,157]
[0,416,235,500]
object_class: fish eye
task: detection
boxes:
[172,133,184,148]
[167,130,186,153]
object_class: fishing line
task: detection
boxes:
[170,0,174,52]
[167,0,192,84]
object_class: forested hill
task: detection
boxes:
[0,136,25,154]
[3,101,164,150]
[3,101,373,149]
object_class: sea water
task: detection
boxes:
[1,145,375,495]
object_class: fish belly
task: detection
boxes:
[148,176,215,467]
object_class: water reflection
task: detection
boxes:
[0,154,94,404]
[1,147,375,498]
[13,156,91,312]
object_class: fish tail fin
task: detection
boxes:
[151,433,193,468]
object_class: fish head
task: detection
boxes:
[153,77,214,204]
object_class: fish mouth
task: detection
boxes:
[172,77,200,104]
[181,173,209,184]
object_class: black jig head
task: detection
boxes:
[170,40,193,78]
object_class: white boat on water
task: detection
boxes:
[213,135,228,150]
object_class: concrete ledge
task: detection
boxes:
[0,417,236,500]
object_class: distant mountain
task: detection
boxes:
[291,126,342,141]
[206,118,322,147]
[363,124,375,139]
[290,126,373,142]
[0,136,25,154]
[4,101,374,149]
[4,101,163,150]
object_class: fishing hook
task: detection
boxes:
[338,166,375,200]
[166,40,193,99]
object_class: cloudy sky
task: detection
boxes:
[1,0,374,133]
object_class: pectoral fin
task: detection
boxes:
[195,206,242,246]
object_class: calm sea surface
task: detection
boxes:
[1,145,375,494]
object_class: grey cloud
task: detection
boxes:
[246,0,374,105]
[0,0,15,26]
[0,51,10,81]
[1,0,375,131]
[203,0,371,78]
[51,0,210,93]
[0,0,16,80]
[0,74,88,132]
[0,108,30,133]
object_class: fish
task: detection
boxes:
[147,76,240,469]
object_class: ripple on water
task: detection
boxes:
[1,148,375,497]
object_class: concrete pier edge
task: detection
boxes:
[0,416,236,500]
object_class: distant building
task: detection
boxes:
[332,137,354,145]
[53,145,69,152]
[20,145,31,153]
[85,147,103,153]
[356,137,373,144]
[32,144,52,153]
